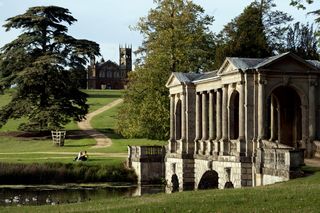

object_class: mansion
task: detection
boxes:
[87,46,132,89]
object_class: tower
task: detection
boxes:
[119,45,132,77]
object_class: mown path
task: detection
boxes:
[77,98,123,148]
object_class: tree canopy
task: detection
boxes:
[214,2,272,68]
[117,0,215,140]
[284,22,318,59]
[0,6,100,131]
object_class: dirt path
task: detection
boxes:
[305,158,320,168]
[77,98,123,148]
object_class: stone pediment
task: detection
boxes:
[255,52,319,73]
[166,72,201,88]
[166,73,183,88]
[218,60,239,75]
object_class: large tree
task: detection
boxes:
[0,6,100,131]
[214,0,294,68]
[284,22,318,59]
[117,0,215,140]
[214,3,271,68]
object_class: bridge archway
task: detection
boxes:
[198,170,219,190]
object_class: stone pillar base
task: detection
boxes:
[219,138,229,156]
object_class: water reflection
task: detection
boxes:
[0,184,165,206]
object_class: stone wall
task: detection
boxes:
[194,157,252,189]
[128,146,165,184]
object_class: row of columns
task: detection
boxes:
[195,82,246,156]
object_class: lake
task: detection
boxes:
[0,184,165,206]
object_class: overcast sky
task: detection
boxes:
[0,0,316,63]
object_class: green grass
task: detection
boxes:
[0,89,166,164]
[0,89,124,132]
[90,102,167,153]
[85,89,124,112]
[1,167,320,212]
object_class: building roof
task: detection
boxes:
[307,60,320,69]
[167,53,320,88]
[172,72,202,83]
[226,57,264,70]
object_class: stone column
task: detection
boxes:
[195,92,201,154]
[216,89,222,141]
[258,75,266,148]
[220,85,229,155]
[180,91,186,154]
[238,81,245,155]
[222,85,228,140]
[269,95,278,142]
[201,92,208,154]
[181,92,186,141]
[308,79,317,157]
[239,81,245,140]
[209,90,216,140]
[169,94,175,141]
[202,92,209,140]
[208,90,215,155]
[169,94,176,153]
[301,104,308,150]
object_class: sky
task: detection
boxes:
[0,0,317,64]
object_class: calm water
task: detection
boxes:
[0,184,165,206]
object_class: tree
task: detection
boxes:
[117,0,215,140]
[214,0,294,68]
[0,6,100,131]
[284,22,318,59]
[290,0,320,51]
[214,3,271,68]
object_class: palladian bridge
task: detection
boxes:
[128,52,320,191]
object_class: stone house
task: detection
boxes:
[128,52,320,191]
[87,46,132,89]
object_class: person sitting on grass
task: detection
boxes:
[74,151,82,161]
[79,151,88,161]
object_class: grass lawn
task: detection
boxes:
[90,102,167,153]
[1,167,320,212]
[0,89,166,164]
[0,89,124,132]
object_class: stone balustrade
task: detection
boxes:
[256,148,304,179]
[128,146,166,163]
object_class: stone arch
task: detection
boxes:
[171,174,179,192]
[228,90,239,140]
[267,86,302,147]
[198,170,219,190]
[266,82,307,107]
[175,99,182,140]
[224,181,234,189]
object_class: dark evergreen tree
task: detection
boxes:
[117,0,215,139]
[214,0,294,68]
[214,3,271,68]
[0,6,100,131]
